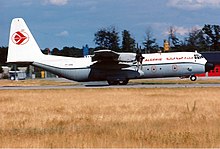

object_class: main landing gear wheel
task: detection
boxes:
[119,79,129,85]
[190,75,197,81]
[107,79,129,85]
[107,80,118,85]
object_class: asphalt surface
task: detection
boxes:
[1,81,220,90]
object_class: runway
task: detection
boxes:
[1,82,220,90]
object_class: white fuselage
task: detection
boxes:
[32,51,207,82]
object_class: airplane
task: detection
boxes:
[7,18,214,85]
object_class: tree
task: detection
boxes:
[94,28,108,49]
[168,26,181,50]
[121,30,136,52]
[61,46,83,57]
[202,24,220,51]
[185,28,209,52]
[94,26,120,51]
[143,29,159,53]
[51,47,83,57]
[41,48,51,55]
[51,48,60,56]
[0,47,8,65]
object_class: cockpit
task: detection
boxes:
[194,54,204,59]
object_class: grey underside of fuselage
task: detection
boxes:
[32,62,205,82]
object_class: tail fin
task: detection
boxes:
[7,18,44,63]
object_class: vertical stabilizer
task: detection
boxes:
[7,18,44,63]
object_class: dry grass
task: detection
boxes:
[1,77,220,87]
[130,78,220,84]
[0,88,220,147]
[0,79,77,86]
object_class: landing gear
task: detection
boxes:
[107,80,118,85]
[10,76,15,80]
[190,75,197,81]
[107,79,129,85]
[119,79,129,85]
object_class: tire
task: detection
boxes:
[190,75,197,81]
[10,76,15,80]
[107,80,119,85]
[119,79,129,85]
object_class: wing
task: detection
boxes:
[91,50,136,69]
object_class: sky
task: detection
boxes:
[1,0,220,50]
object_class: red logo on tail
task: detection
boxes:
[11,31,29,45]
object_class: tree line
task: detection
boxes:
[1,24,220,65]
[94,24,220,53]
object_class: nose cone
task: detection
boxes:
[205,62,215,72]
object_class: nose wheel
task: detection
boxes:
[190,75,197,81]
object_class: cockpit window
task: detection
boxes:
[194,54,204,59]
